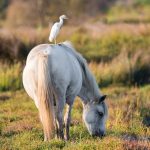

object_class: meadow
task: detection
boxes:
[0,0,150,149]
[0,25,150,150]
[0,86,150,149]
[0,45,150,149]
[0,27,150,149]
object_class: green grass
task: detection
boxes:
[104,3,150,24]
[0,86,149,149]
[0,63,23,91]
[0,2,150,149]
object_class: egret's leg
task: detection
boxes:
[55,39,56,44]
[64,104,72,140]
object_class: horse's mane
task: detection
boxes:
[61,41,89,80]
[62,41,99,89]
[61,41,100,99]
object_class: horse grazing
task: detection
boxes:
[23,41,108,141]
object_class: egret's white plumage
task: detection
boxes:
[49,15,68,44]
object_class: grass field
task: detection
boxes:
[0,85,150,150]
[0,1,150,149]
[0,26,149,149]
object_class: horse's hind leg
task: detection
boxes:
[56,97,65,139]
[64,103,72,140]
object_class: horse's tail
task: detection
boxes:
[38,49,55,141]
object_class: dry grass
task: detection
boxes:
[0,47,149,92]
[0,22,150,62]
[0,86,150,149]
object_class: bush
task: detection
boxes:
[0,28,48,62]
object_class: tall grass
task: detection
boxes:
[71,26,150,62]
[104,2,150,24]
[89,49,150,87]
[0,24,150,91]
[0,25,150,63]
[0,85,149,149]
[0,49,149,92]
[0,63,23,91]
[0,28,48,62]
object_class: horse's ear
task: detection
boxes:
[99,95,107,103]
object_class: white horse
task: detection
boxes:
[23,41,108,141]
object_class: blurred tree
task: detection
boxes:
[36,0,50,26]
[69,0,86,15]
[6,0,51,27]
[0,0,9,20]
[0,0,9,11]
[134,0,150,5]
[2,0,134,27]
[6,0,37,26]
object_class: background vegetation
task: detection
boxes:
[0,0,150,149]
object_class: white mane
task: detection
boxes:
[61,41,88,78]
[61,41,100,99]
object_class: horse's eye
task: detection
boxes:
[98,112,103,117]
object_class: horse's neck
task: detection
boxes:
[78,67,100,103]
[61,42,101,103]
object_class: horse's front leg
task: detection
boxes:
[56,98,65,139]
[64,104,72,140]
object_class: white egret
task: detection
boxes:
[49,15,68,44]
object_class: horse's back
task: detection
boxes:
[23,44,82,105]
[26,44,82,86]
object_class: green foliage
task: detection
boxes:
[0,0,9,11]
[0,63,23,91]
[0,27,150,91]
[105,5,150,24]
[90,48,150,87]
[134,0,150,5]
[71,29,150,62]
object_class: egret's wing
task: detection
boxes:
[49,23,60,42]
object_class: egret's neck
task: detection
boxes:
[59,18,64,26]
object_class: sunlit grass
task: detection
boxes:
[0,86,149,149]
[0,23,150,62]
[0,49,149,92]
[105,4,150,24]
[0,63,23,91]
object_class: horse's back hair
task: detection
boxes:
[61,41,92,82]
[61,41,100,97]
[61,41,87,73]
[62,41,75,50]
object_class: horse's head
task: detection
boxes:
[83,95,108,137]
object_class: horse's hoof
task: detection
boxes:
[64,136,69,141]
